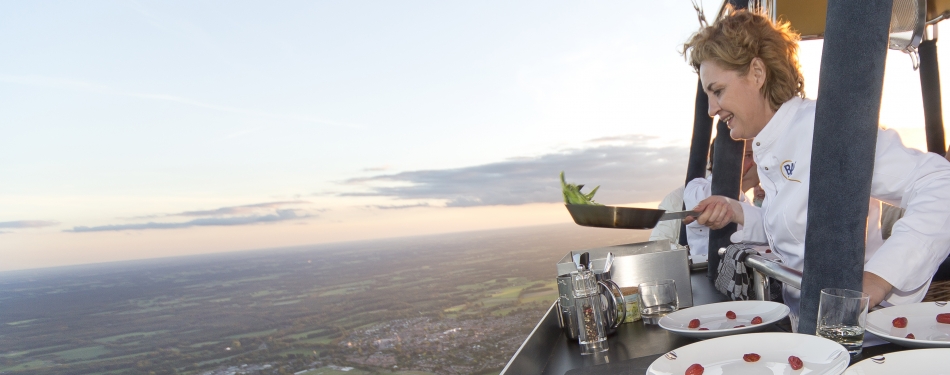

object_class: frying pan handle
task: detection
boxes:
[659,210,701,221]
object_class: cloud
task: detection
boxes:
[68,210,306,233]
[343,135,689,207]
[367,203,430,210]
[76,201,316,232]
[0,220,60,229]
[123,214,163,220]
[173,201,311,217]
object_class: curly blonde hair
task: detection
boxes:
[682,10,805,111]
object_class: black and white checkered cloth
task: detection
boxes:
[715,244,755,300]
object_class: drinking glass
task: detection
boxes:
[638,279,677,324]
[816,288,869,355]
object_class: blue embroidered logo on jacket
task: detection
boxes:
[781,160,800,182]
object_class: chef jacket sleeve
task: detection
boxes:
[682,177,714,251]
[650,186,684,242]
[730,203,769,245]
[683,177,712,210]
[864,127,950,292]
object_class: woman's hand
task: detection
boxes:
[687,195,745,229]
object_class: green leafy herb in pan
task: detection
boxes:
[560,171,603,205]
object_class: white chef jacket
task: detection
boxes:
[649,185,685,245]
[732,97,950,329]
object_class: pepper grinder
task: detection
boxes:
[571,252,608,355]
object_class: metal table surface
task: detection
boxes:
[502,270,907,375]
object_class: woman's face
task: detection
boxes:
[699,59,775,140]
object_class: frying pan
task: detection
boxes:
[565,204,699,230]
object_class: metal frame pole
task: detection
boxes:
[919,37,945,156]
[707,126,744,279]
[797,0,893,335]
[683,80,715,247]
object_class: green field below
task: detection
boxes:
[87,369,132,375]
[5,319,37,326]
[0,350,30,358]
[298,367,372,375]
[226,329,277,339]
[445,277,554,316]
[0,344,70,359]
[251,290,280,297]
[95,330,168,343]
[54,345,110,361]
[287,329,324,340]
[521,290,557,304]
[0,359,52,371]
[189,341,219,348]
[74,352,148,365]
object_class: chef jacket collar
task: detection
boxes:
[751,96,804,157]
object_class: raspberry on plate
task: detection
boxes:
[905,333,915,339]
[892,317,908,328]
[685,363,704,375]
[788,355,803,370]
[688,319,700,329]
[742,353,761,362]
[750,316,763,325]
[937,313,950,324]
[726,310,736,319]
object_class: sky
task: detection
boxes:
[2,1,949,271]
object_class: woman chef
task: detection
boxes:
[683,10,950,330]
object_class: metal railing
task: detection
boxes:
[718,248,803,301]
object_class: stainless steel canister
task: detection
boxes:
[556,274,578,339]
[556,240,693,308]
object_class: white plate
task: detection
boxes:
[658,300,790,338]
[843,349,950,374]
[865,301,950,348]
[647,332,849,375]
